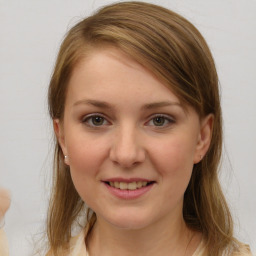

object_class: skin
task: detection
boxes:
[0,188,10,221]
[55,47,213,256]
[0,188,10,256]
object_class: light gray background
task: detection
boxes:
[0,0,255,255]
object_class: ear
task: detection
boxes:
[53,119,70,165]
[193,114,214,164]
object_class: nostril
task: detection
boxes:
[111,158,140,169]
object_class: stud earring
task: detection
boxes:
[64,155,68,164]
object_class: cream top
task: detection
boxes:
[68,230,207,256]
[48,229,253,256]
[0,228,9,256]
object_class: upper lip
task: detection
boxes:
[102,177,154,183]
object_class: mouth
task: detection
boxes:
[104,181,155,190]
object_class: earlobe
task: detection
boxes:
[194,114,214,164]
[53,119,69,164]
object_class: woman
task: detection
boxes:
[46,2,252,255]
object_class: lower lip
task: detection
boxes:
[103,182,154,200]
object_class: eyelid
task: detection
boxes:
[146,114,175,127]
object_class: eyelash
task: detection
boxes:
[81,114,175,128]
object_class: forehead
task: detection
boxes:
[66,47,183,106]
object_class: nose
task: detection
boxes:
[109,125,146,168]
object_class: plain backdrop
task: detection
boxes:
[0,0,255,255]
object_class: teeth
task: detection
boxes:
[120,182,128,189]
[114,181,120,188]
[137,181,142,188]
[142,181,147,186]
[108,181,150,190]
[128,182,137,190]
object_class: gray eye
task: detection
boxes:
[152,116,166,126]
[91,116,105,126]
[82,115,108,127]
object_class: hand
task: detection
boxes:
[0,188,11,227]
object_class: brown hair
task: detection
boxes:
[47,2,245,255]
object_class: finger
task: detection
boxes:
[0,188,11,217]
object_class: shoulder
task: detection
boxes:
[191,236,207,256]
[46,248,69,256]
[229,244,253,256]
[46,229,87,256]
[220,242,253,256]
[192,239,253,256]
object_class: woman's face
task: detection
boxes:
[56,47,212,230]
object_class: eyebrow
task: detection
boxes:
[73,99,112,109]
[73,99,183,110]
[142,101,182,110]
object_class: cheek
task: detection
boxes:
[65,137,108,206]
[66,134,108,171]
[152,137,196,171]
[69,144,97,173]
[65,135,110,197]
[149,136,197,193]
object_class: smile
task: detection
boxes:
[106,181,153,190]
[103,179,155,199]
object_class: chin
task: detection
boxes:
[110,220,150,230]
[102,211,154,230]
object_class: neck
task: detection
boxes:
[87,214,195,256]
